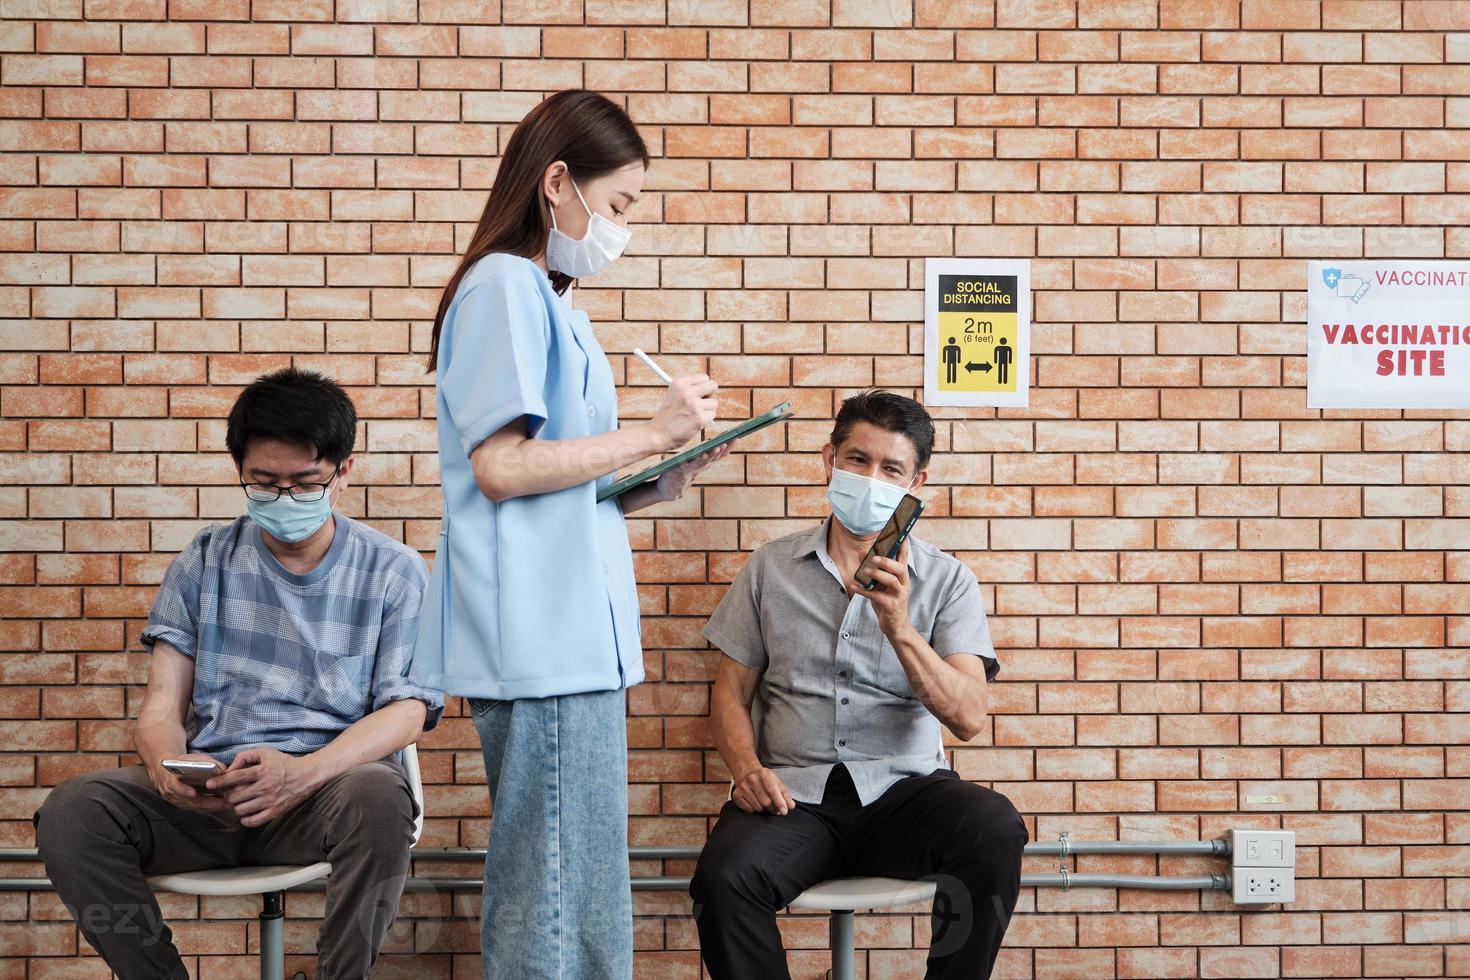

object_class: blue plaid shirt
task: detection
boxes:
[141,513,444,763]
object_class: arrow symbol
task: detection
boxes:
[965,361,992,373]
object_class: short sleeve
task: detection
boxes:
[701,554,768,673]
[440,272,551,456]
[371,553,445,731]
[139,526,210,658]
[930,566,1000,681]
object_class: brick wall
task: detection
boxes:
[3,0,1470,977]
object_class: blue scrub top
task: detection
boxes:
[409,252,645,701]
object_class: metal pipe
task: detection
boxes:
[1,839,1231,866]
[1027,872,1230,891]
[408,846,706,862]
[830,910,856,980]
[0,872,1231,893]
[1025,839,1230,857]
[409,840,1233,861]
[0,837,1237,895]
[259,891,285,980]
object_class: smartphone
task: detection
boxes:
[162,758,225,791]
[858,494,924,591]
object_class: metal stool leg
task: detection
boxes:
[830,909,855,980]
[260,890,285,980]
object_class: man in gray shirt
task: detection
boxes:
[691,390,1027,980]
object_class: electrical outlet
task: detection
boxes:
[1229,829,1295,868]
[1229,829,1296,905]
[1232,867,1296,904]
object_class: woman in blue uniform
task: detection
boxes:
[410,90,727,979]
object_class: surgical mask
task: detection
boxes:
[247,491,334,544]
[826,467,915,536]
[545,179,631,278]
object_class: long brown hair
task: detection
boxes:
[427,89,650,371]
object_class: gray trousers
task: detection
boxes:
[33,759,417,980]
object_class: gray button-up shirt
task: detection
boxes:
[702,517,999,806]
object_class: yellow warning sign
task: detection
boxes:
[936,275,1018,393]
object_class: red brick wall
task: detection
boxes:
[3,1,1470,977]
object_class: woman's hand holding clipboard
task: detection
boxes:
[603,349,792,503]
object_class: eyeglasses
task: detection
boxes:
[240,466,340,502]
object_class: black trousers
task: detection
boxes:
[690,763,1028,979]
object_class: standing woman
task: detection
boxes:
[410,90,727,978]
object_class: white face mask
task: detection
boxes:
[826,466,916,536]
[545,178,631,278]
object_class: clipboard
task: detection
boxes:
[597,401,793,503]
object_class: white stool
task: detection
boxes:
[147,743,424,980]
[734,696,937,980]
[792,876,939,980]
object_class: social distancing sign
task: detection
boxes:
[1307,260,1470,409]
[925,259,1030,407]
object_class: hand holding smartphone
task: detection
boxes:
[161,758,226,792]
[857,494,924,591]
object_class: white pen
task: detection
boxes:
[633,348,674,385]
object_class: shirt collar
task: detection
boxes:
[795,516,919,573]
[247,511,350,587]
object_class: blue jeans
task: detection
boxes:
[469,688,633,979]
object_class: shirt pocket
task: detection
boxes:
[874,636,914,698]
[308,648,374,716]
[874,595,946,697]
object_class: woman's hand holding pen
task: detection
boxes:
[650,372,719,452]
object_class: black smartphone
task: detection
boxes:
[858,494,924,590]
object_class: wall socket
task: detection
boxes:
[1229,829,1297,905]
[1232,867,1296,904]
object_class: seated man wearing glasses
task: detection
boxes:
[34,367,444,980]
